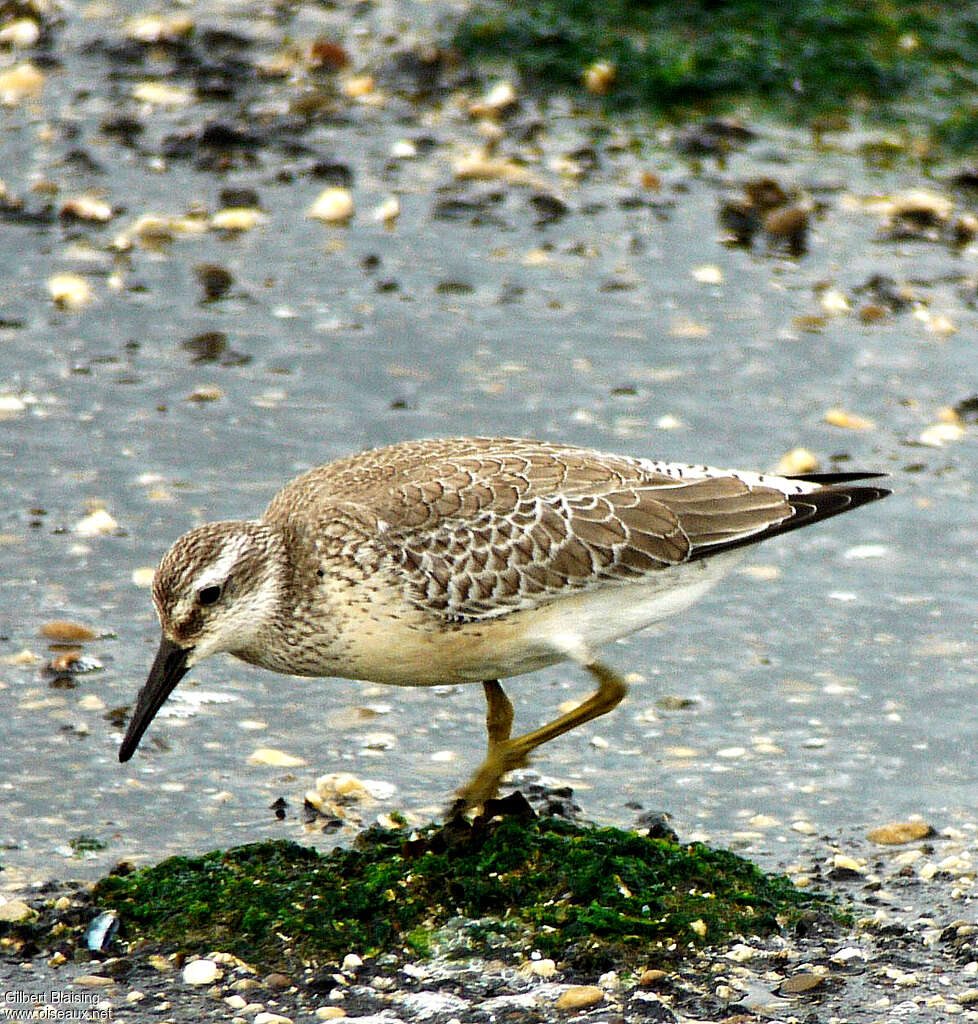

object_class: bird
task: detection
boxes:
[118,436,889,812]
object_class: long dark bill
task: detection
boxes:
[118,636,192,762]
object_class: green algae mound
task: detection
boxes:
[454,0,978,125]
[93,812,836,971]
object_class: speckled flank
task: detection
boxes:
[121,436,889,804]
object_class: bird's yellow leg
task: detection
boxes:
[483,679,514,751]
[455,662,628,812]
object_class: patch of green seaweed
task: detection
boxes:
[452,0,978,131]
[92,812,841,971]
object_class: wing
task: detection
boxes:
[269,437,888,623]
[382,473,827,621]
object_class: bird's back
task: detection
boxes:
[262,437,888,628]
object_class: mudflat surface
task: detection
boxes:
[0,0,974,941]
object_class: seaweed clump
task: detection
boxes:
[453,0,978,123]
[91,800,838,972]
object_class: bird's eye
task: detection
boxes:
[197,584,223,606]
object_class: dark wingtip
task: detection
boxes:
[786,470,890,485]
[686,477,890,562]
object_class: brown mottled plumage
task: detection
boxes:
[119,437,889,811]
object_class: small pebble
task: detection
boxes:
[555,985,604,1010]
[453,151,535,184]
[843,544,889,560]
[832,853,866,873]
[182,958,221,986]
[341,74,375,100]
[780,972,824,994]
[867,822,934,845]
[886,188,952,226]
[526,957,557,979]
[819,287,850,313]
[764,204,809,251]
[0,899,35,923]
[254,1013,293,1024]
[195,263,234,300]
[39,620,96,642]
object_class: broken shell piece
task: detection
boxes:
[308,186,354,223]
[583,61,616,95]
[824,408,875,431]
[468,80,517,119]
[390,139,417,159]
[919,422,965,447]
[247,747,307,767]
[209,207,267,232]
[0,19,41,47]
[818,287,850,314]
[74,508,118,537]
[60,195,113,223]
[39,621,97,643]
[84,911,119,953]
[453,150,536,185]
[48,273,92,310]
[774,447,819,476]
[187,385,224,403]
[763,204,809,253]
[692,264,723,284]
[114,213,209,250]
[132,81,193,107]
[887,188,952,226]
[341,74,375,99]
[0,394,27,418]
[125,14,194,44]
[0,62,43,104]
[371,196,400,225]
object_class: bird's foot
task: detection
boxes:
[447,742,531,819]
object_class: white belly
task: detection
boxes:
[325,550,744,686]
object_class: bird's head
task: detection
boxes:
[119,520,288,761]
